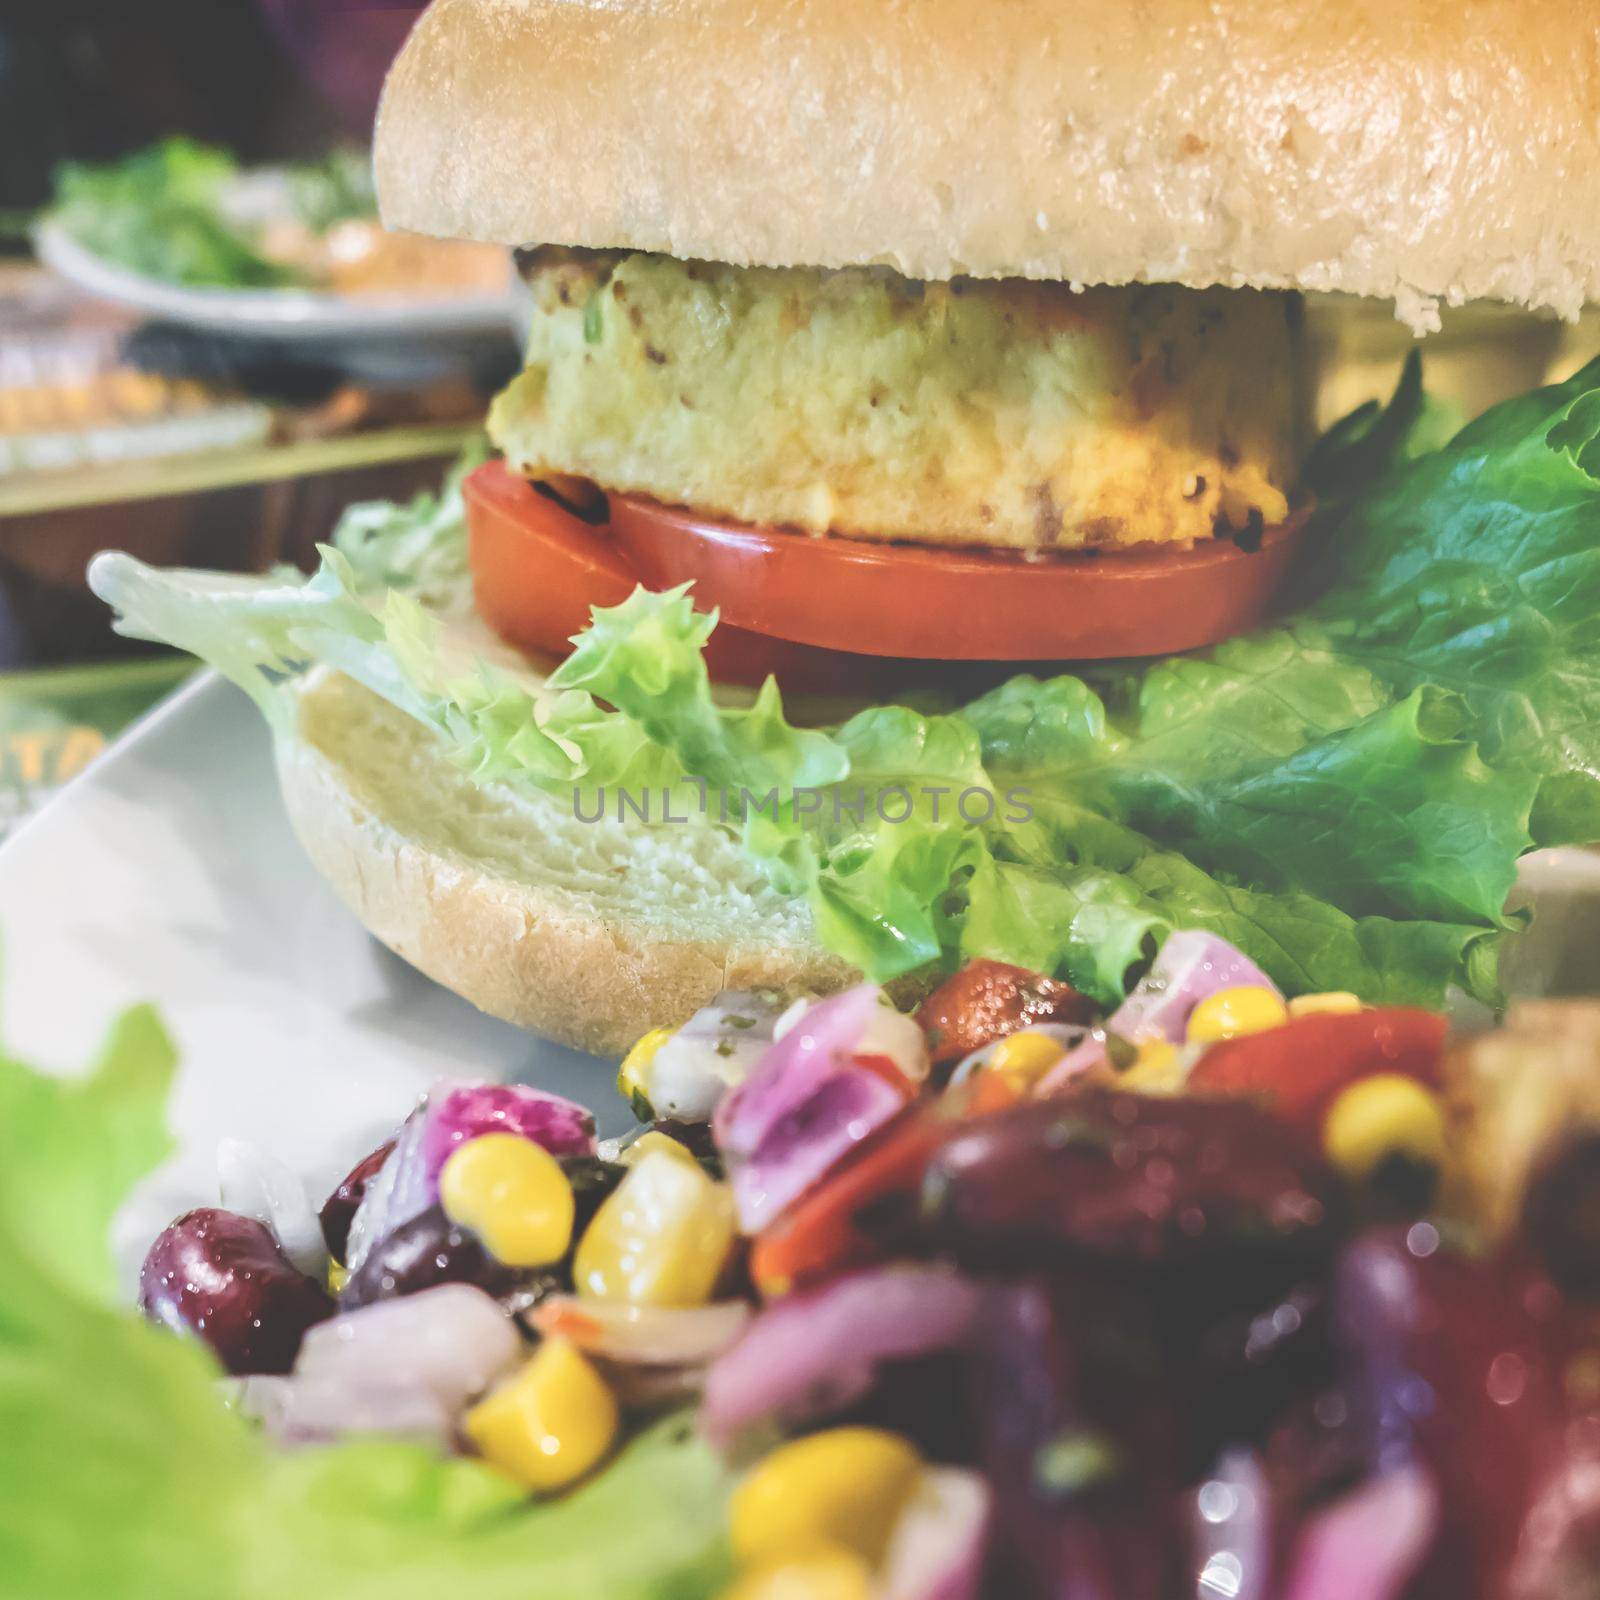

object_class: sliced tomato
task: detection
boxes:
[466,460,636,659]
[464,462,913,694]
[610,493,1311,661]
[914,958,1096,1068]
[1186,1009,1448,1138]
[465,461,1312,677]
[749,1073,1018,1296]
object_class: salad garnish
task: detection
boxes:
[33,925,1593,1596]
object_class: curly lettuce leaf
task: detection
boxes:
[331,441,485,606]
[1300,361,1600,849]
[0,999,729,1599]
[95,360,1600,1008]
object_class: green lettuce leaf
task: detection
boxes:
[46,139,300,291]
[1298,349,1460,512]
[1299,362,1600,849]
[92,360,1600,1009]
[42,138,380,292]
[0,1000,176,1303]
[0,999,730,1599]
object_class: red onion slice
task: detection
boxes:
[216,1137,326,1277]
[701,1264,983,1450]
[714,984,883,1159]
[1281,1467,1438,1600]
[293,1282,524,1415]
[343,1104,431,1275]
[1041,930,1279,1093]
[228,1374,456,1448]
[422,1082,596,1179]
[1190,1449,1273,1600]
[726,1065,909,1234]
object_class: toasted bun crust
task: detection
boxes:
[277,670,857,1056]
[376,0,1600,326]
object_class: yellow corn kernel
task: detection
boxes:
[1188,986,1289,1045]
[573,1147,735,1306]
[1288,991,1365,1019]
[987,1031,1066,1091]
[463,1335,617,1494]
[720,1545,876,1600]
[1120,1037,1183,1093]
[618,1027,673,1108]
[618,1129,700,1168]
[1322,1073,1447,1186]
[439,1133,574,1268]
[729,1427,923,1570]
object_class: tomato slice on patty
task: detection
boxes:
[464,461,1310,684]
[465,461,887,694]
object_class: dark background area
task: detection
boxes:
[0,0,425,214]
[0,0,470,683]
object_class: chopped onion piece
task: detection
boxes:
[1041,930,1279,1093]
[293,1284,524,1417]
[715,985,884,1159]
[1190,1450,1273,1600]
[715,985,911,1233]
[649,990,789,1121]
[882,1467,991,1600]
[422,1081,596,1179]
[856,1000,931,1086]
[216,1138,327,1278]
[531,1296,750,1366]
[227,1374,455,1448]
[343,1102,432,1275]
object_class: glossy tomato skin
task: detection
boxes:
[464,461,913,695]
[464,461,635,660]
[915,959,1095,1068]
[1187,1009,1448,1138]
[610,491,1311,661]
[464,461,1313,677]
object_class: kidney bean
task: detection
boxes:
[339,1202,561,1315]
[973,1273,1183,1599]
[922,1088,1343,1271]
[319,1138,396,1264]
[1334,1227,1570,1598]
[140,1207,334,1375]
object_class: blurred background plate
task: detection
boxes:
[33,219,519,346]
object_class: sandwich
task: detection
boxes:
[92,0,1600,1053]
